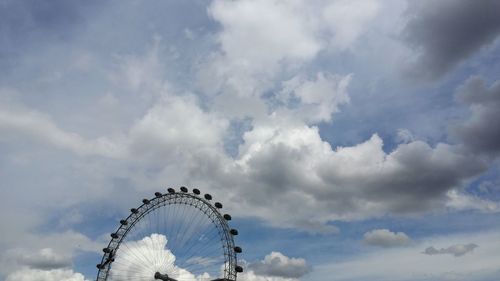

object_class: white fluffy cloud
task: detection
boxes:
[128,94,228,162]
[199,0,379,101]
[109,234,199,281]
[238,271,300,281]
[363,229,411,248]
[200,0,319,99]
[445,189,500,213]
[209,0,321,67]
[321,0,380,49]
[279,73,351,123]
[248,252,310,279]
[238,252,309,281]
[5,268,88,281]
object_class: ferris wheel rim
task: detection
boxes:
[96,187,242,281]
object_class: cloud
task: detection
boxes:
[209,0,321,65]
[0,1,98,57]
[200,0,321,99]
[0,230,101,277]
[109,234,199,281]
[128,94,228,162]
[395,128,414,143]
[309,230,500,281]
[200,0,379,100]
[423,243,478,257]
[402,0,500,79]
[453,76,500,155]
[195,126,487,231]
[1,54,494,237]
[445,190,500,213]
[0,90,227,164]
[0,103,126,158]
[0,3,499,281]
[247,252,310,279]
[16,248,71,270]
[238,271,300,281]
[363,229,411,248]
[321,0,380,49]
[0,1,498,254]
[5,268,88,281]
[279,73,352,123]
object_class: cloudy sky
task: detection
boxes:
[1,0,500,280]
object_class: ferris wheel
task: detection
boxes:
[96,187,243,281]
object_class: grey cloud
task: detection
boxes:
[0,0,98,56]
[363,229,411,248]
[248,252,311,279]
[16,248,70,270]
[1,0,498,251]
[453,76,500,155]
[0,105,126,158]
[190,127,487,232]
[423,243,478,257]
[402,0,500,79]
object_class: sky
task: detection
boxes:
[1,0,500,280]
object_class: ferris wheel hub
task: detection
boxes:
[154,272,177,281]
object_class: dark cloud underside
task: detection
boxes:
[403,0,500,79]
[453,76,500,155]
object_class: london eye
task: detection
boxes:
[96,187,243,281]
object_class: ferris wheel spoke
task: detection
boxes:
[168,199,181,253]
[176,206,210,252]
[178,216,214,257]
[134,217,158,267]
[179,226,221,265]
[120,235,156,268]
[115,244,153,272]
[181,258,225,274]
[172,202,190,254]
[174,204,196,252]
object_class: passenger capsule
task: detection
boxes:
[167,188,175,194]
[120,220,128,225]
[223,214,232,221]
[180,186,188,193]
[215,202,223,208]
[193,188,201,195]
[230,229,238,235]
[142,199,150,204]
[103,248,111,253]
[131,208,138,214]
[204,194,212,200]
[235,265,243,273]
[111,233,119,239]
[234,246,242,253]
[155,192,162,198]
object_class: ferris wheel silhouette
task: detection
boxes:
[96,187,243,281]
